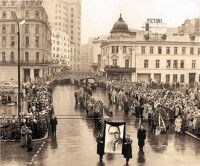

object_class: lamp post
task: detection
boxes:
[11,11,25,122]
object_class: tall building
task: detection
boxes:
[101,14,200,83]
[178,18,200,36]
[0,0,51,82]
[80,36,108,72]
[43,0,81,71]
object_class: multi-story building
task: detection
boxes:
[80,36,108,72]
[51,29,70,73]
[0,0,51,82]
[178,18,200,36]
[43,0,81,71]
[101,14,200,84]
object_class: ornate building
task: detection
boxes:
[101,14,200,84]
[0,0,51,82]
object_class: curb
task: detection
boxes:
[1,132,48,143]
[185,131,200,141]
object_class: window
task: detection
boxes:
[2,25,6,33]
[2,11,6,18]
[2,1,7,6]
[166,74,170,83]
[2,36,6,47]
[35,10,39,19]
[71,25,73,28]
[36,52,39,62]
[112,46,119,53]
[173,60,178,68]
[71,8,74,11]
[156,60,160,68]
[166,60,171,68]
[35,37,39,47]
[150,47,154,54]
[57,47,60,51]
[25,36,29,46]
[71,30,73,34]
[182,47,186,55]
[11,1,15,6]
[190,47,194,55]
[10,52,14,62]
[57,41,60,45]
[35,25,39,33]
[180,74,185,83]
[198,48,200,55]
[11,37,15,47]
[180,60,184,68]
[2,52,6,62]
[166,47,170,54]
[25,24,29,33]
[192,60,196,68]
[25,52,29,63]
[71,19,74,23]
[141,46,145,54]
[158,47,162,54]
[173,74,177,83]
[71,14,73,17]
[125,59,129,68]
[144,60,148,68]
[25,10,29,18]
[123,46,127,54]
[113,59,117,66]
[174,47,178,54]
[11,24,15,33]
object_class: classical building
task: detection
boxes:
[0,0,51,82]
[43,0,81,71]
[101,14,200,84]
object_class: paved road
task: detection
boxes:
[0,86,200,166]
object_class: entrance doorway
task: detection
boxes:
[189,73,196,84]
[24,69,30,82]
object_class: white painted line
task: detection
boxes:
[39,148,42,150]
[36,151,40,154]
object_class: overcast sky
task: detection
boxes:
[81,0,200,43]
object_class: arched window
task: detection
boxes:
[36,52,39,62]
[10,52,14,63]
[25,52,29,62]
[2,52,6,62]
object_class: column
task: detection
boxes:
[30,69,34,81]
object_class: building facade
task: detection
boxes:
[178,18,200,36]
[43,0,81,71]
[0,0,51,82]
[101,15,200,84]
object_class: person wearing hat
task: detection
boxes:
[96,133,105,161]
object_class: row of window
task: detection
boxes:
[1,24,40,34]
[110,59,197,69]
[2,10,41,19]
[110,46,200,55]
[165,74,185,83]
[1,36,40,47]
[1,52,40,63]
[143,60,196,69]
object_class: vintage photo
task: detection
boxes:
[0,0,200,165]
[104,123,125,154]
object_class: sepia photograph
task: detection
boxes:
[0,0,200,165]
[104,123,125,154]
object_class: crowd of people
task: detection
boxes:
[0,77,58,145]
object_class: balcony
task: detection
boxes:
[104,65,135,73]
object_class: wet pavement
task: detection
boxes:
[0,85,200,166]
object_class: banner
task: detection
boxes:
[104,121,126,154]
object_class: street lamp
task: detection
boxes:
[11,11,25,122]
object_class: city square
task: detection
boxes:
[0,0,200,166]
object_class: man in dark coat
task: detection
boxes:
[27,129,33,152]
[50,116,58,135]
[96,133,105,161]
[137,125,146,151]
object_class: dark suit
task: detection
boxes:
[105,137,123,153]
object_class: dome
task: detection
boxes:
[111,14,129,33]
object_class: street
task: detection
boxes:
[1,85,200,166]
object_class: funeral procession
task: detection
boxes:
[0,0,200,166]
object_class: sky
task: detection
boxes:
[81,0,200,43]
